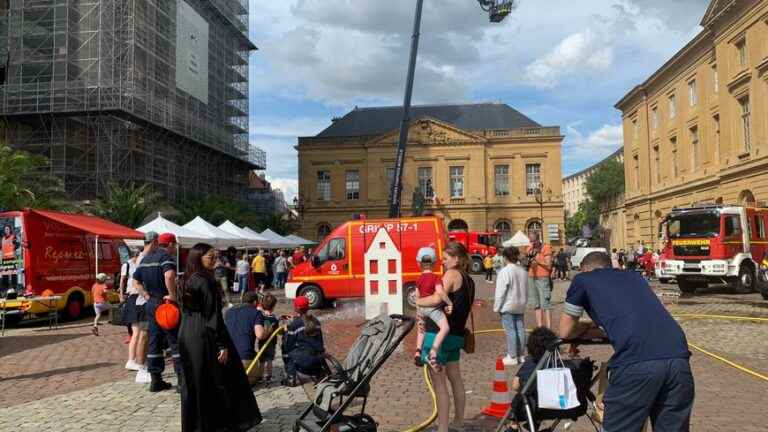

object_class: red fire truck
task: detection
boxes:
[447,231,499,273]
[0,209,144,321]
[659,204,768,295]
[286,217,448,309]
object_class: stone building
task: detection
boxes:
[296,103,565,243]
[562,147,624,217]
[615,0,768,250]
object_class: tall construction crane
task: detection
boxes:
[387,1,517,218]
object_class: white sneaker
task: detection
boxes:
[125,360,141,371]
[135,367,151,384]
[502,355,519,366]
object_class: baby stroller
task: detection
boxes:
[293,314,414,432]
[496,337,611,432]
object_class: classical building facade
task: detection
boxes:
[616,0,768,250]
[562,147,624,217]
[296,103,565,243]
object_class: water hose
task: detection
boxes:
[246,326,285,376]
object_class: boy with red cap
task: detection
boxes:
[280,296,326,386]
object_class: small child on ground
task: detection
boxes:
[91,273,110,336]
[255,294,279,385]
[509,327,560,427]
[414,247,453,371]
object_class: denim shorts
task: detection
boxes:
[527,277,552,310]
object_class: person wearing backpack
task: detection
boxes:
[494,246,529,366]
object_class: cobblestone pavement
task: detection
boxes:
[0,276,766,431]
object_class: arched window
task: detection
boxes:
[495,220,512,242]
[447,219,469,232]
[526,220,542,238]
[738,190,756,205]
[317,223,332,240]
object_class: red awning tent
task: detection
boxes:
[31,210,144,239]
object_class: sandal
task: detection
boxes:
[92,326,99,336]
[427,349,442,372]
[413,348,423,367]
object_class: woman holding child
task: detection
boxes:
[416,242,475,432]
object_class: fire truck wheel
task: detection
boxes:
[405,283,418,310]
[471,257,484,274]
[64,293,85,320]
[677,277,702,294]
[731,264,756,294]
[300,285,325,310]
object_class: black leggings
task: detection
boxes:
[485,269,494,281]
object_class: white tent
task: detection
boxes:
[285,234,317,245]
[137,215,214,248]
[258,228,299,249]
[183,216,247,249]
[218,220,269,248]
[502,230,531,248]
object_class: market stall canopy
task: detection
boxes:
[502,230,531,248]
[183,216,247,249]
[137,215,213,248]
[285,234,317,246]
[258,228,299,249]
[31,210,144,239]
[218,220,268,248]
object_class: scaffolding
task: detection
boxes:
[0,0,265,203]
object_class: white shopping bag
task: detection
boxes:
[536,350,579,410]
[233,281,240,293]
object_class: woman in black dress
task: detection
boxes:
[178,243,262,431]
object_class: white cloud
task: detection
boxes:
[267,177,299,202]
[563,123,623,173]
[526,29,614,88]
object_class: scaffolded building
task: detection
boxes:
[0,0,265,203]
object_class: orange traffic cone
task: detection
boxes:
[482,357,511,418]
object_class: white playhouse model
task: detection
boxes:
[363,228,404,320]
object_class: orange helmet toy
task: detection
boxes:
[155,300,181,330]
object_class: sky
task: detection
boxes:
[246,0,709,201]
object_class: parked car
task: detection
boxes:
[570,247,608,270]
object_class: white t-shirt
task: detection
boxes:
[121,254,145,304]
[236,259,250,275]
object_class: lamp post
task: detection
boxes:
[534,187,552,238]
[387,1,516,217]
[292,195,305,221]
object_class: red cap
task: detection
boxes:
[293,296,309,313]
[158,232,177,245]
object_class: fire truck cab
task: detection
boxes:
[447,231,499,274]
[660,204,767,295]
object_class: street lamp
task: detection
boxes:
[292,195,305,221]
[534,187,552,237]
[388,1,516,218]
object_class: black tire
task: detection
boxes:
[677,277,702,294]
[471,257,483,274]
[405,282,418,310]
[300,284,325,310]
[731,264,755,294]
[64,292,85,320]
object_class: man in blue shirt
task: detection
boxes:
[224,292,262,385]
[133,231,181,392]
[560,251,694,432]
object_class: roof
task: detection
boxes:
[32,210,144,239]
[563,147,624,181]
[314,103,542,138]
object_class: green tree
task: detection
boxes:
[565,200,600,239]
[175,194,255,227]
[252,213,299,236]
[0,145,68,211]
[89,180,163,227]
[585,159,625,210]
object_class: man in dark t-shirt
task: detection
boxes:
[560,251,694,432]
[224,292,262,385]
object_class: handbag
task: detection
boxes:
[109,301,129,326]
[536,349,580,410]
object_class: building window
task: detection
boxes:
[418,167,434,199]
[688,80,697,106]
[651,107,658,133]
[495,221,512,242]
[316,170,331,201]
[713,114,721,159]
[668,94,676,119]
[525,164,541,195]
[345,170,360,200]
[526,220,542,238]
[739,95,751,152]
[690,126,700,169]
[736,38,747,67]
[449,166,464,199]
[494,165,509,196]
[633,155,640,190]
[671,136,678,178]
[653,145,660,183]
[632,118,639,141]
[712,64,719,93]
[317,223,332,240]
